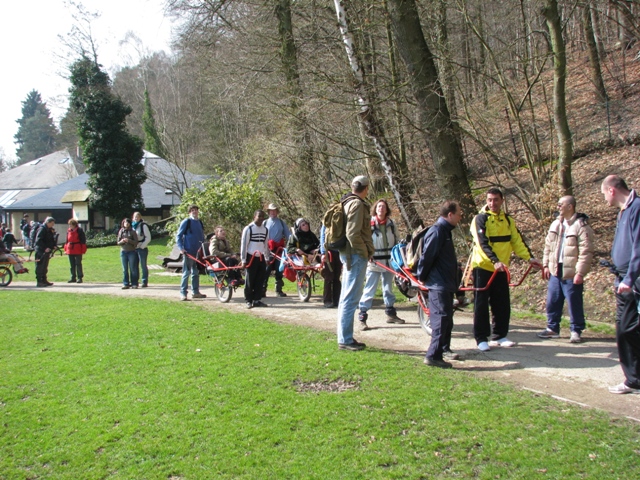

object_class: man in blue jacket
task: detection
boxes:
[601,175,640,394]
[416,201,463,369]
[176,204,207,301]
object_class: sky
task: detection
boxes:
[0,0,175,162]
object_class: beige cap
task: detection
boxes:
[351,175,370,187]
[266,203,279,211]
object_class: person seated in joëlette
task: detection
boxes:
[0,242,28,274]
[209,226,243,286]
[286,218,320,266]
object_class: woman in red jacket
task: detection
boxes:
[64,219,87,283]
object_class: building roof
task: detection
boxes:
[0,150,81,207]
[7,151,208,212]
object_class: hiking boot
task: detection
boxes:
[443,349,460,360]
[424,358,453,369]
[192,293,207,299]
[537,329,559,339]
[569,331,582,343]
[478,341,491,352]
[45,281,54,286]
[68,279,77,283]
[253,300,268,307]
[276,291,287,297]
[324,302,335,308]
[339,339,366,351]
[608,383,640,394]
[132,286,138,289]
[454,296,470,308]
[37,282,48,288]
[246,302,254,309]
[358,310,368,323]
[122,285,130,290]
[359,320,370,331]
[77,279,83,284]
[489,338,517,348]
[180,294,188,301]
[386,314,405,324]
[141,283,148,288]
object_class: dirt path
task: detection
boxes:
[10,280,640,422]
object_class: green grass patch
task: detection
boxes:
[1,291,638,478]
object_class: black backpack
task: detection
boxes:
[29,222,43,248]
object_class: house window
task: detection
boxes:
[93,211,105,229]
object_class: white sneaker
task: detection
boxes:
[569,331,582,343]
[489,338,517,348]
[478,341,491,352]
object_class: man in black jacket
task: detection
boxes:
[35,217,57,287]
[416,201,463,369]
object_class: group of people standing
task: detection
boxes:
[333,174,640,396]
[116,212,151,289]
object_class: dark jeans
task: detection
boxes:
[68,254,84,281]
[219,257,241,281]
[246,255,267,303]
[615,290,640,388]
[426,290,454,360]
[546,264,585,334]
[35,250,51,283]
[473,268,510,343]
[264,254,284,293]
[321,250,342,306]
[121,250,139,287]
[137,248,148,285]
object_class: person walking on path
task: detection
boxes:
[358,199,404,330]
[117,218,139,289]
[470,188,541,352]
[336,176,374,351]
[601,175,640,395]
[1,228,17,251]
[21,215,32,250]
[133,212,151,288]
[263,204,290,297]
[538,196,594,343]
[64,219,87,283]
[176,205,207,301]
[320,225,342,308]
[34,217,57,287]
[241,210,270,309]
[417,201,463,368]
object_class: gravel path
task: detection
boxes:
[9,279,640,422]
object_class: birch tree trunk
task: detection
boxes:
[543,0,573,195]
[385,0,475,226]
[333,0,422,230]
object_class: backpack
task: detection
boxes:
[405,225,430,271]
[136,221,150,243]
[390,243,406,272]
[322,195,361,250]
[29,222,44,248]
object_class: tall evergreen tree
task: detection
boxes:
[14,90,59,164]
[69,56,146,222]
[142,89,166,158]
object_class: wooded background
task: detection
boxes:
[25,0,633,234]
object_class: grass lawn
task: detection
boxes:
[1,291,639,479]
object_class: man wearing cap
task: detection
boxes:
[336,175,374,351]
[263,203,290,297]
[35,217,57,287]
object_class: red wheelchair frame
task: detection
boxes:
[273,250,328,302]
[373,257,537,336]
[186,247,261,303]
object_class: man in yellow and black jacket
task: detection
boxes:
[470,188,541,352]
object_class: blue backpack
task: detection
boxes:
[390,243,406,272]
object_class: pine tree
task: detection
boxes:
[69,56,146,222]
[142,89,166,158]
[14,90,59,164]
